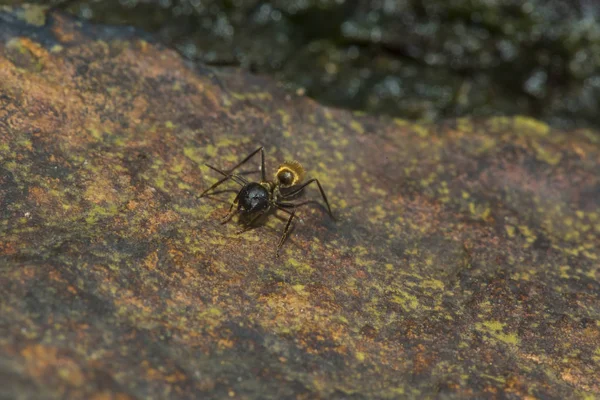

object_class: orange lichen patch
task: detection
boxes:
[89,393,113,400]
[256,287,352,357]
[503,376,538,399]
[126,200,139,210]
[21,344,85,387]
[142,251,159,271]
[48,269,67,284]
[90,392,135,400]
[84,174,119,205]
[0,241,18,256]
[112,290,154,315]
[154,210,180,227]
[13,37,51,63]
[21,345,58,375]
[134,209,182,236]
[557,366,599,393]
[217,338,235,349]
[141,360,186,383]
[571,143,588,159]
[129,96,151,124]
[561,370,579,385]
[168,291,195,307]
[49,14,82,44]
[412,344,436,375]
[28,186,52,207]
[56,362,86,387]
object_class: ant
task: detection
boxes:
[199,147,335,257]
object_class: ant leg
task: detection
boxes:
[221,209,238,224]
[259,147,266,182]
[199,146,264,197]
[275,202,294,213]
[275,202,304,223]
[214,146,265,179]
[206,164,248,184]
[217,146,265,181]
[280,179,334,220]
[199,165,248,197]
[276,210,296,258]
[235,213,263,234]
[220,191,241,224]
[225,146,265,176]
[199,175,236,198]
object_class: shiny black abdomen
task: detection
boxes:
[238,182,270,214]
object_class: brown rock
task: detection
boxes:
[0,7,598,399]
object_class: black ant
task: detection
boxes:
[199,147,335,257]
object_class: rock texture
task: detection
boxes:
[0,7,599,400]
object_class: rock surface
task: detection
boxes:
[0,8,599,400]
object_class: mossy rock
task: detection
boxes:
[0,8,599,400]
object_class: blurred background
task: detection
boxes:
[5,0,600,131]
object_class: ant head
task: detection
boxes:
[275,160,304,187]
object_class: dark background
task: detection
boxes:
[7,0,600,131]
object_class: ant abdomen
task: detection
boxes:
[275,160,304,187]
